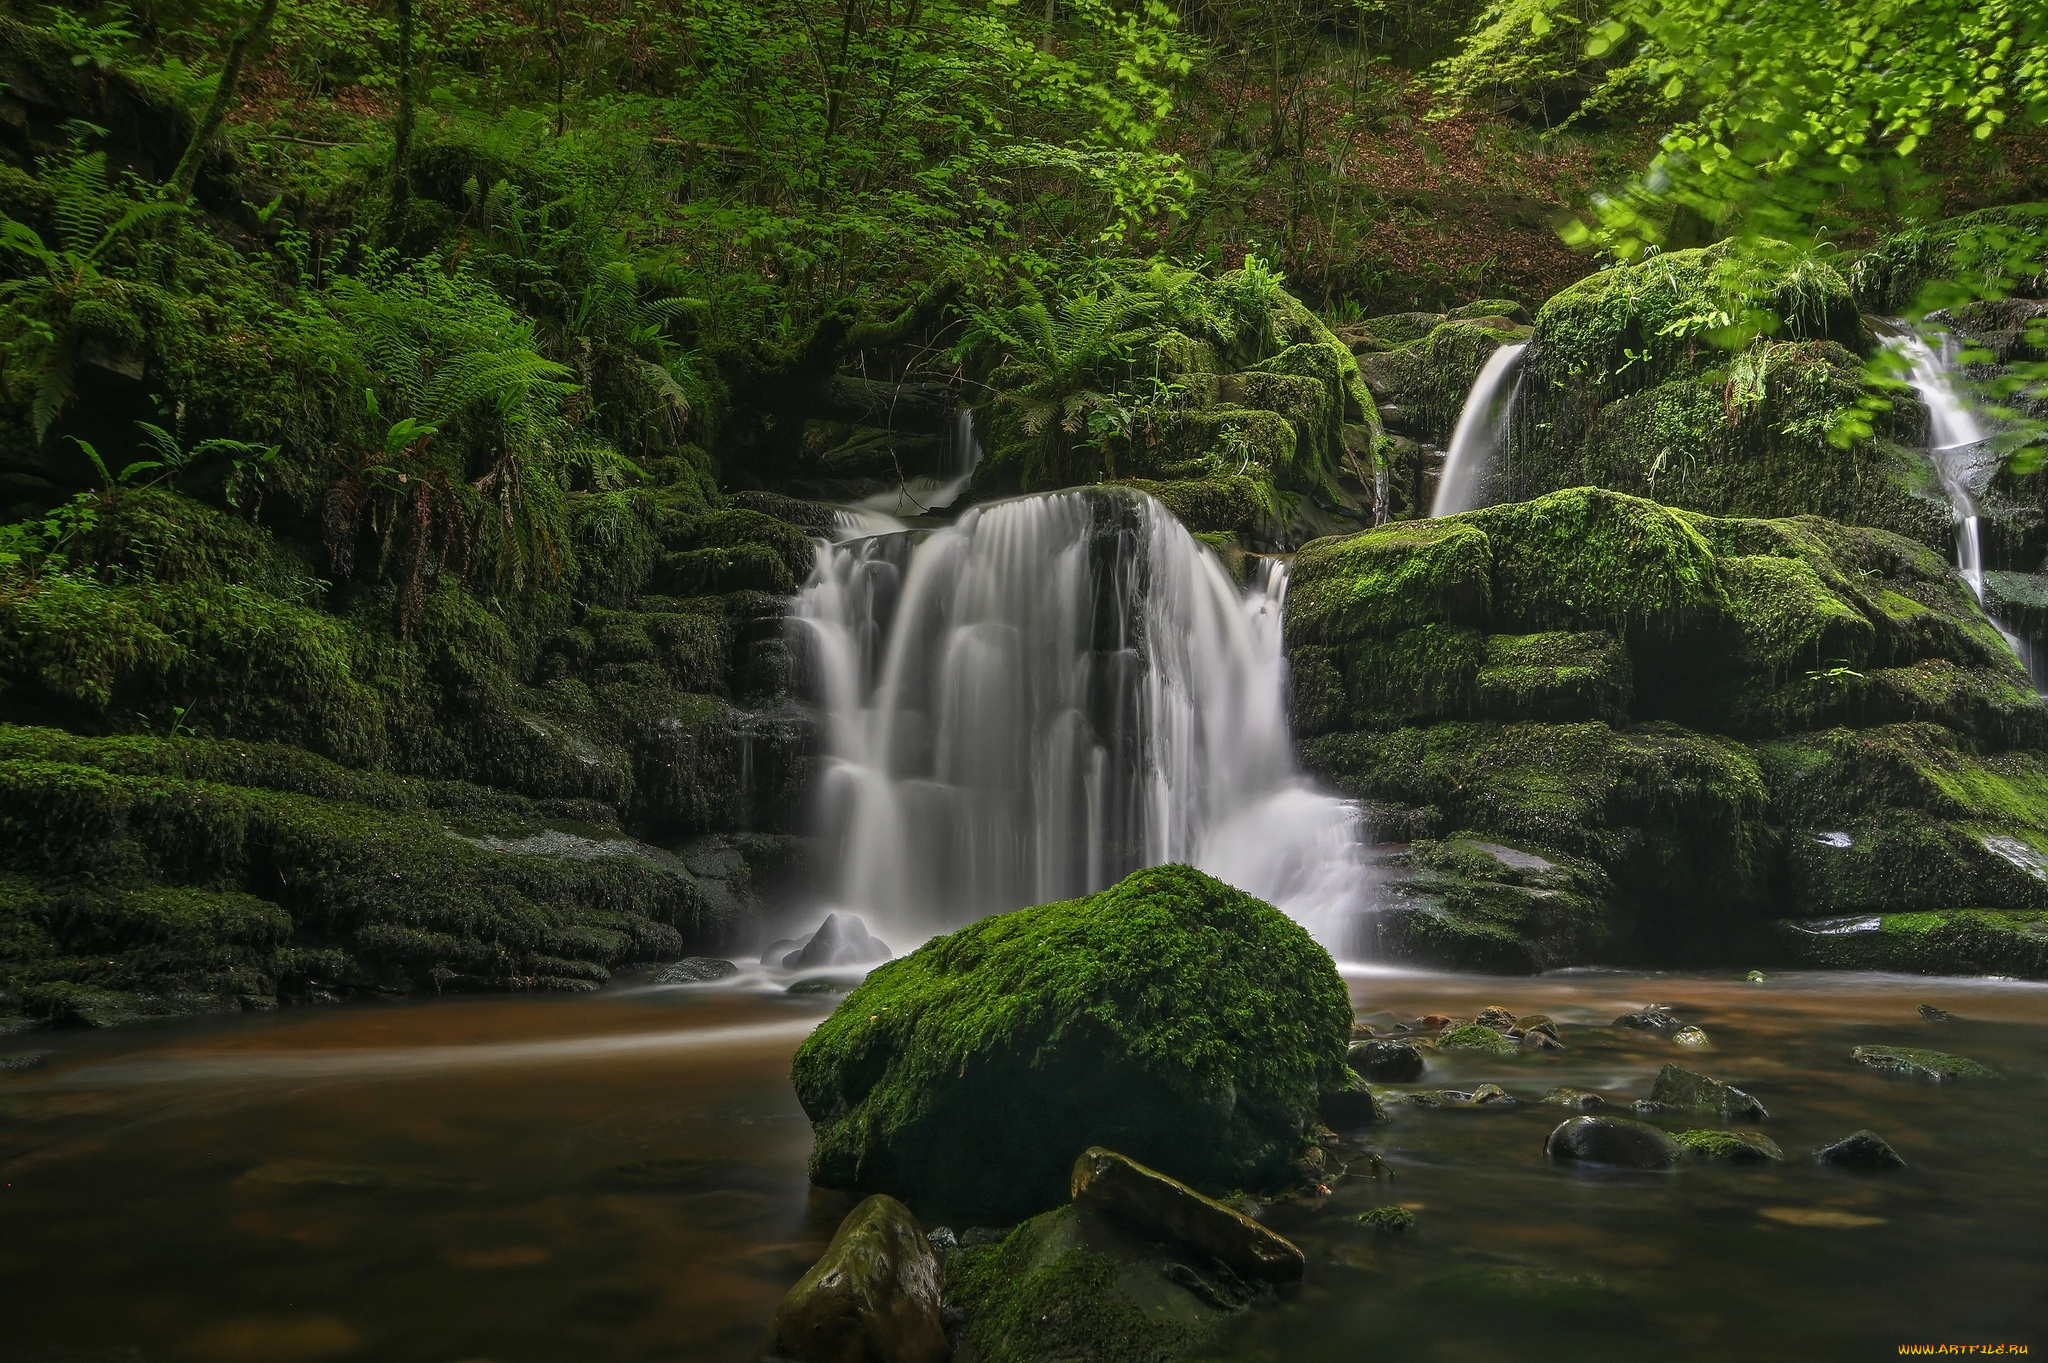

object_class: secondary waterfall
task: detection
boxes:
[1431,341,1527,517]
[791,487,1370,954]
[855,408,984,519]
[1891,330,2043,689]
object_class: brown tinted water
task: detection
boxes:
[1,968,2042,1362]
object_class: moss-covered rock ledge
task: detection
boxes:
[789,864,1352,1226]
[1288,486,2048,974]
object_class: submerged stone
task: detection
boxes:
[1916,1004,1954,1022]
[1475,1005,1517,1029]
[1849,1045,2004,1082]
[1542,1087,1606,1109]
[1347,1038,1425,1082]
[1613,1005,1684,1031]
[765,1193,948,1363]
[0,1051,48,1072]
[787,977,853,995]
[1355,1205,1415,1233]
[1545,1116,1685,1169]
[790,865,1351,1225]
[1673,1026,1710,1047]
[1816,1129,1909,1170]
[1649,1063,1769,1120]
[1675,1129,1784,1162]
[1070,1147,1304,1284]
[654,957,738,984]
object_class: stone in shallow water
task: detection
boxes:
[1612,1004,1684,1030]
[1070,1147,1304,1283]
[1348,1038,1425,1082]
[787,977,852,995]
[1543,1087,1606,1109]
[1544,1116,1685,1169]
[1849,1045,2004,1082]
[0,1051,48,1073]
[653,957,738,984]
[1355,1205,1415,1233]
[1673,1026,1710,1047]
[1474,1005,1517,1029]
[1649,1063,1769,1120]
[1438,1023,1518,1054]
[782,913,893,969]
[1675,1129,1783,1162]
[1916,1004,1954,1022]
[1320,1072,1387,1127]
[1816,1129,1909,1170]
[765,1193,948,1363]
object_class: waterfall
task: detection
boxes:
[854,408,984,520]
[1893,333,1991,597]
[1890,330,2043,688]
[790,486,1370,954]
[1431,342,1527,518]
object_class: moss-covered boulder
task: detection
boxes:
[1289,487,2048,972]
[789,865,1352,1225]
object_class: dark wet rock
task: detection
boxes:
[1407,1086,1516,1109]
[654,957,738,984]
[1438,1023,1518,1055]
[1070,1147,1304,1283]
[1672,1026,1711,1047]
[1649,1063,1769,1120]
[1849,1045,2004,1082]
[1517,1014,1560,1038]
[1545,1116,1685,1169]
[1518,1028,1564,1051]
[787,977,853,995]
[1475,1005,1517,1030]
[1347,1038,1425,1082]
[1469,1083,1515,1105]
[761,937,803,965]
[1612,1004,1684,1031]
[1320,1072,1387,1126]
[1630,1099,1683,1116]
[791,866,1351,1225]
[765,1193,948,1363]
[782,913,892,969]
[1355,1205,1415,1233]
[945,1201,1236,1362]
[1675,1129,1784,1162]
[0,1051,48,1072]
[1916,1004,1954,1022]
[1816,1129,1909,1170]
[1543,1087,1606,1109]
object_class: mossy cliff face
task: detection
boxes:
[789,864,1351,1226]
[1288,487,2048,972]
[0,479,824,1023]
[1490,245,1955,550]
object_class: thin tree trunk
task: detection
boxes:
[169,0,282,201]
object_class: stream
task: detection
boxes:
[3,969,2042,1361]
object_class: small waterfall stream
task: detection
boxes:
[1891,330,2043,688]
[1431,341,1527,517]
[791,487,1370,953]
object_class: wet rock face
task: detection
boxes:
[1544,1116,1686,1169]
[653,957,737,984]
[765,1194,948,1363]
[781,914,892,970]
[1650,1064,1770,1120]
[1320,1072,1388,1127]
[1069,1147,1304,1284]
[1848,1045,2005,1082]
[1816,1129,1909,1170]
[1347,1038,1425,1082]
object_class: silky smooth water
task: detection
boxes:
[790,487,1369,952]
[1431,341,1527,518]
[3,972,2041,1361]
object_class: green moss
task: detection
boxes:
[1108,474,1272,535]
[790,864,1350,1223]
[1850,1044,2005,1081]
[1475,630,1632,722]
[1355,1204,1416,1232]
[1780,909,2048,978]
[1289,518,1492,644]
[1437,1023,1518,1053]
[1675,1128,1783,1161]
[948,1209,1208,1363]
[1468,489,1726,636]
[1326,625,1488,731]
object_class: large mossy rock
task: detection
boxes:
[1289,487,2048,972]
[789,864,1352,1225]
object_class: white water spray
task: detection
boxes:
[1893,333,1992,598]
[1432,342,1527,518]
[790,487,1370,954]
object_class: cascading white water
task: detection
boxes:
[1893,333,1992,598]
[1431,341,1527,518]
[790,487,1370,953]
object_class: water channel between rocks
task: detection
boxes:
[2,970,2042,1362]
